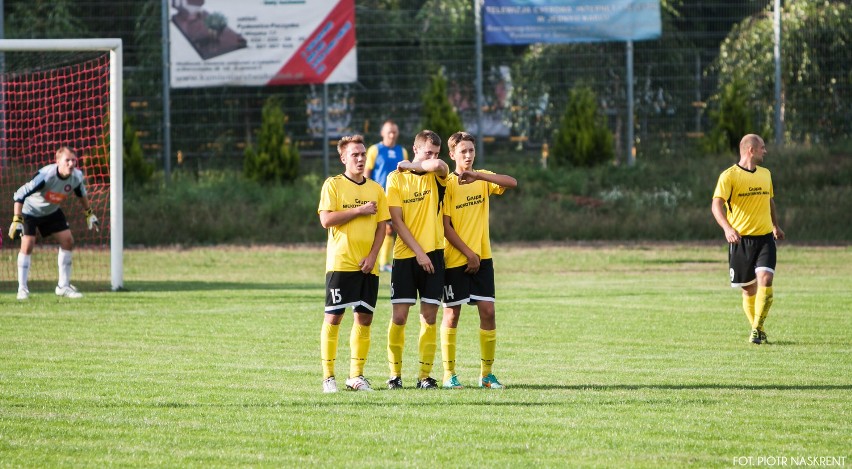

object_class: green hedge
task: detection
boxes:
[125,143,852,245]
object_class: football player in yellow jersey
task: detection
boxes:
[317,135,390,392]
[439,132,517,389]
[385,130,449,389]
[712,134,785,345]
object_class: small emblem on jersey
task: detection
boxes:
[64,184,72,192]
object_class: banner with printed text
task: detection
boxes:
[483,0,661,44]
[170,0,357,88]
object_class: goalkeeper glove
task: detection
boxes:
[85,208,100,231]
[9,215,23,240]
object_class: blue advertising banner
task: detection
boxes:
[483,0,661,44]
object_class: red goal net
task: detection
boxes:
[0,51,112,290]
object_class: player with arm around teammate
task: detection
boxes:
[385,130,449,390]
[9,146,99,300]
[365,120,409,273]
[318,135,390,392]
[711,134,785,345]
[440,131,517,389]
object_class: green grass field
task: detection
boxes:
[1,244,850,467]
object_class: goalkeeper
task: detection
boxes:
[9,146,99,300]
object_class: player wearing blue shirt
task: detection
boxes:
[366,120,409,273]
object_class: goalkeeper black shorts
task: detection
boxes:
[23,209,70,238]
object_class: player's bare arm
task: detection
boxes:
[397,158,449,177]
[443,214,480,274]
[458,171,517,188]
[359,220,387,273]
[319,201,378,229]
[389,206,434,274]
[711,197,741,244]
[770,198,785,240]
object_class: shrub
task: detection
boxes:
[420,69,464,156]
[123,115,154,186]
[704,77,757,155]
[550,85,614,167]
[244,97,300,184]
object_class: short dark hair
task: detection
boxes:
[413,129,441,148]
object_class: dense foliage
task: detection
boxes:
[704,78,758,155]
[419,70,464,155]
[551,86,615,167]
[125,143,852,245]
[123,115,155,186]
[243,98,300,184]
[709,1,852,144]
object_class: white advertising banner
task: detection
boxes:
[169,0,357,88]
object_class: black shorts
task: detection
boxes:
[23,209,70,238]
[390,250,444,305]
[442,259,495,307]
[728,233,776,287]
[325,271,380,315]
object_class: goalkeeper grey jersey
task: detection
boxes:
[13,164,87,218]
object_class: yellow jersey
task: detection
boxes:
[318,174,390,273]
[442,170,506,269]
[712,164,775,236]
[386,169,447,259]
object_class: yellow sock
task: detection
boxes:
[378,234,393,267]
[349,324,371,378]
[754,286,774,331]
[441,326,457,381]
[320,322,340,379]
[387,322,405,377]
[418,321,437,380]
[479,329,496,377]
[742,293,756,326]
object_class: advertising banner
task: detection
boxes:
[170,0,357,88]
[483,0,661,45]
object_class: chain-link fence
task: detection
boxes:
[4,1,850,172]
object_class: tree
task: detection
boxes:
[4,0,86,38]
[704,77,758,154]
[123,115,155,187]
[244,97,300,184]
[709,1,852,143]
[420,70,464,156]
[551,85,614,167]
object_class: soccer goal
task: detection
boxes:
[0,39,123,291]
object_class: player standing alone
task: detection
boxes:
[9,146,99,300]
[318,135,390,392]
[712,134,785,345]
[440,131,516,389]
[385,129,449,389]
[365,119,409,273]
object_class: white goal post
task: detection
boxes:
[0,39,124,291]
